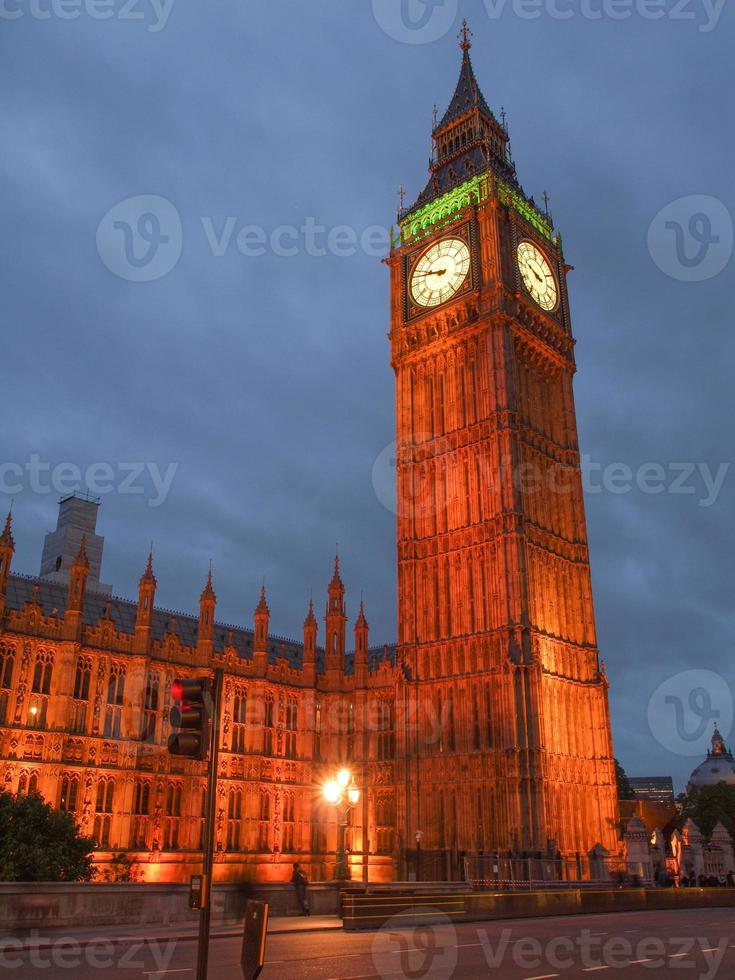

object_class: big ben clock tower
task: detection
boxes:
[389,24,619,865]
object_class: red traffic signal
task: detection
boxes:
[168,677,211,759]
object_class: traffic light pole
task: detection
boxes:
[196,667,223,980]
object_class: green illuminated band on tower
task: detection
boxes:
[395,173,558,249]
[495,178,555,244]
[399,175,490,243]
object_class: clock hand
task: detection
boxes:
[415,268,448,279]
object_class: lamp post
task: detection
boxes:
[323,768,360,881]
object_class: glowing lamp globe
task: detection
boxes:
[323,780,341,805]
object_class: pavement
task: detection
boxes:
[1,914,341,953]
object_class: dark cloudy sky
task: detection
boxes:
[1,1,733,791]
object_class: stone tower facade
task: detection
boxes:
[387,26,618,861]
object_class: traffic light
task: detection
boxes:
[168,677,211,759]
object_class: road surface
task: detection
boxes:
[3,906,734,979]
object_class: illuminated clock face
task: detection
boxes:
[411,238,471,308]
[517,241,558,311]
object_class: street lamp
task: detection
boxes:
[322,768,360,881]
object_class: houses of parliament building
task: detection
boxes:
[0,29,620,883]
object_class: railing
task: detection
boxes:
[463,853,630,891]
[405,850,634,889]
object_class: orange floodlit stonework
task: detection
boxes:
[388,30,619,866]
[0,33,619,883]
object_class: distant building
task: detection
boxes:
[39,493,111,595]
[688,727,735,791]
[629,776,675,803]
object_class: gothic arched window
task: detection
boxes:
[59,774,79,812]
[227,787,242,850]
[74,657,92,701]
[0,643,14,689]
[95,777,115,814]
[31,651,53,694]
[141,672,160,742]
[166,782,182,817]
[106,663,126,705]
[134,780,150,815]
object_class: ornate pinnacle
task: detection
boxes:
[356,598,369,628]
[1,509,13,547]
[459,19,472,52]
[304,595,317,628]
[255,584,269,615]
[201,566,216,601]
[329,550,344,592]
[141,545,156,582]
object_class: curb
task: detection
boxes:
[1,922,343,953]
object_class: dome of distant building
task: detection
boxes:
[688,727,735,790]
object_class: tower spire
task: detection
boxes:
[407,30,517,215]
[256,583,269,614]
[304,593,316,627]
[135,544,157,654]
[356,597,368,627]
[201,565,216,600]
[142,545,155,581]
[0,507,14,619]
[253,583,270,673]
[325,552,347,674]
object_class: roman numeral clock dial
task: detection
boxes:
[410,238,471,308]
[517,240,558,312]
